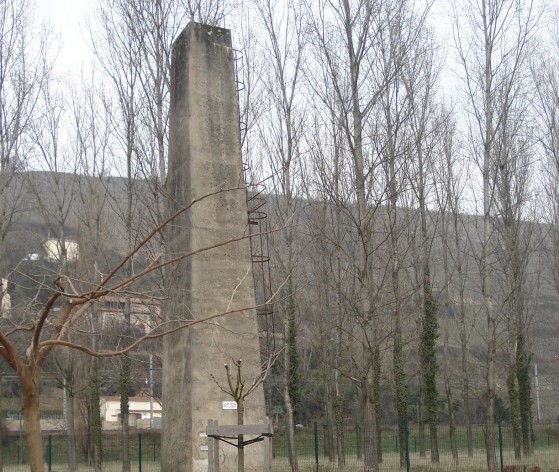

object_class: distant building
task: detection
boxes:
[101,395,161,429]
[24,238,79,263]
[43,238,79,262]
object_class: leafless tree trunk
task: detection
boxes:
[89,318,102,472]
[254,0,307,468]
[71,74,114,472]
[436,141,459,464]
[64,372,77,471]
[380,44,408,470]
[534,13,559,439]
[437,110,476,458]
[31,79,82,469]
[93,4,146,469]
[332,163,346,468]
[306,115,350,467]
[492,85,536,457]
[212,358,273,472]
[305,1,389,465]
[404,28,441,464]
[455,0,536,468]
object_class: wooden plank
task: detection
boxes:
[213,437,220,472]
[206,423,272,436]
[207,420,219,472]
[264,432,272,472]
[208,437,215,472]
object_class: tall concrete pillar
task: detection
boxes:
[162,23,266,472]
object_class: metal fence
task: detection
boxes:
[1,431,161,472]
[273,421,559,471]
[3,422,559,471]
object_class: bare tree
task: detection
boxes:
[30,79,79,267]
[252,0,307,469]
[0,188,272,472]
[454,0,537,468]
[0,0,52,264]
[116,0,196,229]
[534,12,559,356]
[185,0,233,25]
[305,1,393,467]
[492,78,537,458]
[0,0,51,171]
[28,77,82,472]
[305,114,353,466]
[93,3,146,468]
[69,72,115,471]
[374,7,436,464]
[403,25,442,465]
[52,345,79,471]
[433,107,472,461]
[211,356,274,472]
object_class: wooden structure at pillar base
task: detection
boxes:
[206,420,273,472]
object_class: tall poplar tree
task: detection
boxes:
[454,0,536,468]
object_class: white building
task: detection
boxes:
[101,396,161,429]
[43,238,79,262]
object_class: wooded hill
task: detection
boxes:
[1,171,557,428]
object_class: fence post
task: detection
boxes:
[138,433,142,472]
[404,418,410,472]
[314,421,319,472]
[498,419,503,472]
[47,435,52,472]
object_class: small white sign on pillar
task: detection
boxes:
[222,401,237,410]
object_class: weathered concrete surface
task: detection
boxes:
[161,23,266,472]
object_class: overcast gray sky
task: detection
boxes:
[36,0,96,72]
